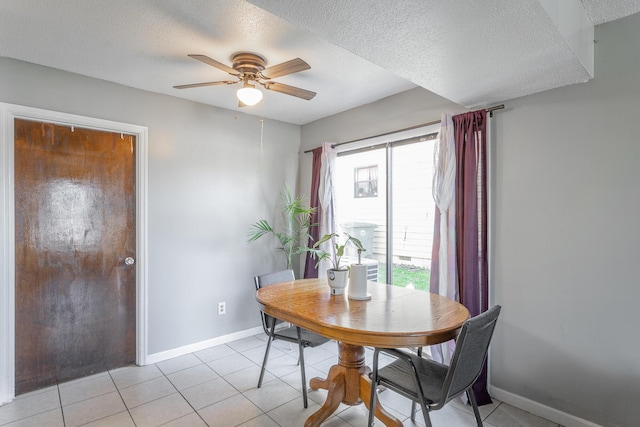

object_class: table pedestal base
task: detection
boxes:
[305,342,402,427]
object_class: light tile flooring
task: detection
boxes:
[0,334,561,427]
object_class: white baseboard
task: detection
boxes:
[146,326,264,365]
[489,386,602,427]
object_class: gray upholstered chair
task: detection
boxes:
[368,305,501,427]
[254,269,331,408]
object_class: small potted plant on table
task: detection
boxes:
[307,232,365,295]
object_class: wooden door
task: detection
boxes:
[14,119,136,394]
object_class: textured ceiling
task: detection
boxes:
[247,0,598,108]
[1,0,639,124]
[0,0,415,125]
[582,0,640,24]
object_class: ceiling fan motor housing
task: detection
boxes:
[232,53,266,78]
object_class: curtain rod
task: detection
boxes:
[304,104,504,154]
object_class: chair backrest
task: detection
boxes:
[439,305,501,404]
[254,269,295,336]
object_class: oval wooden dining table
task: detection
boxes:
[255,278,470,427]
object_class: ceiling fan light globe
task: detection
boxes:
[237,86,263,106]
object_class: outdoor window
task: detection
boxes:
[354,165,378,198]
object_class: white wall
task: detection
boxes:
[0,57,301,355]
[490,13,640,427]
[299,13,640,427]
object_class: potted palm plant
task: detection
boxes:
[307,232,366,295]
[247,187,315,271]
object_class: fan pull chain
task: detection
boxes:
[260,119,264,148]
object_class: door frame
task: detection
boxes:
[0,103,149,403]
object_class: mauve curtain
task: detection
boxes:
[304,147,323,278]
[453,110,491,405]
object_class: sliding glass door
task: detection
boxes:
[390,139,436,289]
[334,147,387,282]
[334,133,437,289]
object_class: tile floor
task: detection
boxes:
[0,334,561,426]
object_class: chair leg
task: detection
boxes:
[296,327,308,408]
[412,347,422,422]
[416,394,432,427]
[466,388,483,426]
[420,407,434,427]
[258,321,277,388]
[368,349,380,427]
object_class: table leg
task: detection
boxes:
[305,366,345,427]
[305,342,402,427]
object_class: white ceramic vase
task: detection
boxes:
[327,269,349,295]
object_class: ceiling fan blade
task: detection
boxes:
[188,54,240,76]
[261,58,310,79]
[264,82,316,100]
[173,80,236,89]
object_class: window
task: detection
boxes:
[354,165,378,198]
[335,131,438,290]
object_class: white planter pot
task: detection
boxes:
[327,269,349,295]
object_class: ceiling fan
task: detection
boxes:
[173,52,316,106]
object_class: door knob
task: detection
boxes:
[125,257,135,266]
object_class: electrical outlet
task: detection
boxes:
[218,301,226,315]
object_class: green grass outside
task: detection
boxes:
[378,264,430,291]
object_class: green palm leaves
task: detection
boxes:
[248,188,315,269]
